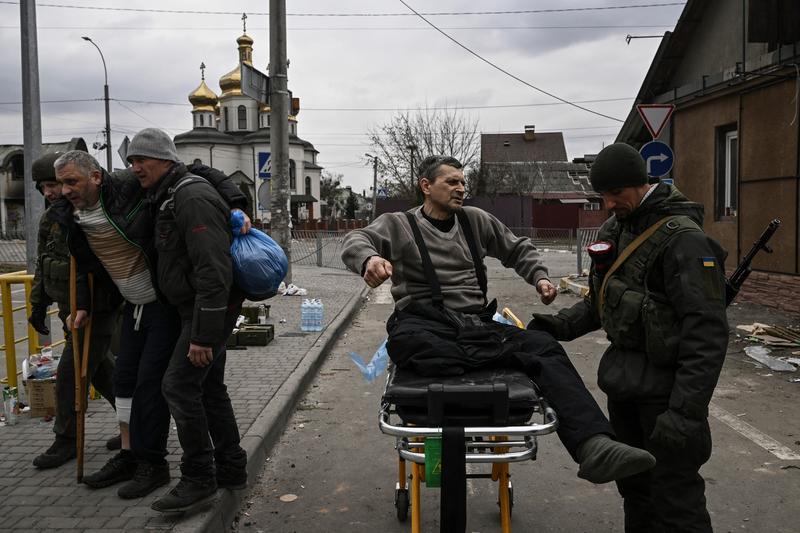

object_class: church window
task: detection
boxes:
[238,105,247,130]
[289,160,296,190]
[305,176,311,196]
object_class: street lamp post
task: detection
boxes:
[82,36,112,171]
[365,153,378,220]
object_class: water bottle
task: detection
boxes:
[257,304,267,325]
[316,299,324,331]
[300,299,310,332]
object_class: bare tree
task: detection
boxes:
[367,108,481,201]
[320,171,346,220]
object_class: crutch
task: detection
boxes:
[69,257,93,482]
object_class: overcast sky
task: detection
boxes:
[0,0,685,193]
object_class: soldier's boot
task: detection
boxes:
[32,439,77,469]
[577,434,656,484]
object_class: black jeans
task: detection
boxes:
[115,300,181,465]
[53,307,117,442]
[161,295,247,481]
[608,399,713,533]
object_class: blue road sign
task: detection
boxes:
[376,187,389,199]
[661,178,674,186]
[258,152,271,179]
[639,140,674,178]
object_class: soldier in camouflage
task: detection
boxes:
[530,143,729,532]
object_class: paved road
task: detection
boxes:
[238,256,800,532]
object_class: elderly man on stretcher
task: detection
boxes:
[341,155,655,484]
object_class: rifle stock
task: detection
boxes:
[725,219,781,306]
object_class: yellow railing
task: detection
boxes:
[0,271,63,389]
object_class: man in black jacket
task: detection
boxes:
[531,143,729,532]
[56,147,247,500]
[28,151,120,469]
[124,128,247,513]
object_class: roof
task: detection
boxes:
[228,169,253,184]
[291,194,317,203]
[481,160,598,198]
[303,161,323,170]
[481,132,567,163]
[0,137,87,168]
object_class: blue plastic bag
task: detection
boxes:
[230,211,288,300]
[349,339,389,382]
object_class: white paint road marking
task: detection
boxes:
[709,402,800,461]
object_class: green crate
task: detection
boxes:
[226,332,239,348]
[237,324,274,346]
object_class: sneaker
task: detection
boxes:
[106,434,122,451]
[151,477,218,513]
[117,461,170,499]
[32,440,76,469]
[216,463,247,490]
[83,450,137,488]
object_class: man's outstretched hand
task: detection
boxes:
[363,255,393,288]
[536,279,557,305]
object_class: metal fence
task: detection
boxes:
[290,230,349,270]
[509,227,576,252]
[0,238,25,265]
[576,227,601,275]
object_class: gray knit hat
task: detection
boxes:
[126,128,179,163]
[589,143,648,193]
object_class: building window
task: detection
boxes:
[237,105,247,130]
[289,159,296,190]
[583,202,601,211]
[224,107,229,131]
[305,176,311,196]
[10,155,23,180]
[715,124,738,218]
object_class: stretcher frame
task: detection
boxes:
[379,371,559,533]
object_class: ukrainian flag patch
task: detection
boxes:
[701,257,716,268]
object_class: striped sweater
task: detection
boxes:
[75,202,157,305]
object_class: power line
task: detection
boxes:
[397,0,625,123]
[0,2,687,17]
[0,24,675,32]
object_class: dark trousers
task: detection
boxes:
[53,307,117,442]
[608,399,713,533]
[115,300,181,465]
[161,295,247,481]
[498,327,613,459]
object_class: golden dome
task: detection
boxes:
[188,79,218,112]
[259,103,271,113]
[219,33,254,98]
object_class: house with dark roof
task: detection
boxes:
[616,0,800,314]
[0,137,87,237]
[476,126,604,229]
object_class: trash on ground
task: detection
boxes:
[744,345,797,372]
[736,323,800,347]
[349,340,389,382]
[279,493,298,502]
[279,282,308,296]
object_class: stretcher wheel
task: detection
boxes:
[395,487,410,521]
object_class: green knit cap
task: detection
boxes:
[589,143,647,192]
[32,152,62,183]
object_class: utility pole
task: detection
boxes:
[20,0,44,273]
[269,0,291,282]
[365,153,378,220]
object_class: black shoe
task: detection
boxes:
[83,450,137,488]
[106,434,122,451]
[216,463,247,490]
[32,440,77,469]
[118,461,170,499]
[151,478,218,513]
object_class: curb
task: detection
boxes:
[173,285,371,533]
[559,275,590,298]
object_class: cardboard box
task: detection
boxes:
[24,378,57,418]
[237,324,274,346]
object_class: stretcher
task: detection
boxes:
[379,362,559,532]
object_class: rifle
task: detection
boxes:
[725,219,781,306]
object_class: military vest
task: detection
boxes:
[39,216,71,305]
[590,215,702,366]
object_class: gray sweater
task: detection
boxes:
[341,205,549,311]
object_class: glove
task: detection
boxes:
[527,313,558,336]
[28,307,50,336]
[649,409,699,451]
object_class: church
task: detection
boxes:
[174,22,322,222]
